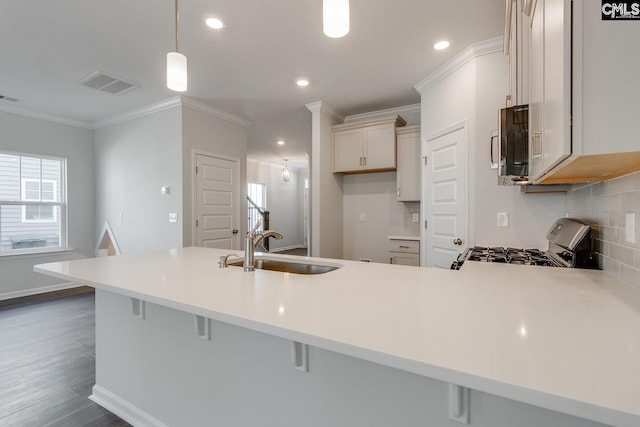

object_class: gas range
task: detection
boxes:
[459,246,561,267]
[451,218,598,270]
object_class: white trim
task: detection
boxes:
[92,97,182,129]
[180,97,252,128]
[94,96,252,129]
[0,281,80,301]
[343,103,421,124]
[90,385,169,427]
[192,150,242,249]
[305,101,345,122]
[95,220,122,256]
[415,37,504,94]
[269,244,307,253]
[0,104,92,129]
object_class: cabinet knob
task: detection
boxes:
[453,238,463,246]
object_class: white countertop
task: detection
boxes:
[35,247,640,427]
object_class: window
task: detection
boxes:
[0,152,66,253]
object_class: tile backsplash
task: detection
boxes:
[565,171,640,289]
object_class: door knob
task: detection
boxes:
[453,238,463,245]
[232,229,239,234]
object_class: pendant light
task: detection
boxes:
[282,159,291,182]
[323,0,350,38]
[167,0,187,92]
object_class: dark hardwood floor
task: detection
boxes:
[0,288,131,427]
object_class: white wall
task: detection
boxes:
[181,103,249,248]
[94,107,183,255]
[247,159,306,251]
[0,110,95,299]
[308,102,344,259]
[343,173,420,263]
[420,45,565,252]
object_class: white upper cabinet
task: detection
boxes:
[505,0,530,106]
[527,0,640,184]
[333,116,406,174]
[396,126,421,202]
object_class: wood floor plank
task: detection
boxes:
[0,291,131,427]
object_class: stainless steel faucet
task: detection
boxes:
[244,221,283,271]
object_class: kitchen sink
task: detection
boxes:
[227,256,341,275]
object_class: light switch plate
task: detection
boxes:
[169,213,178,223]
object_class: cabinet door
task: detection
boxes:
[334,128,364,173]
[529,0,572,181]
[396,129,420,202]
[363,124,396,170]
[528,0,544,176]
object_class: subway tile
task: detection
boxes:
[602,241,611,257]
[609,173,638,194]
[621,192,640,211]
[619,264,640,290]
[602,256,621,277]
[610,212,627,228]
[591,181,609,197]
[600,194,623,212]
[600,226,620,244]
[610,243,635,266]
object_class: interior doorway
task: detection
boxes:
[194,153,241,250]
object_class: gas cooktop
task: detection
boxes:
[450,218,598,271]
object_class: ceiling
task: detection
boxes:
[0,0,505,169]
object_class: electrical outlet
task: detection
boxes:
[169,213,178,223]
[497,212,509,227]
[412,213,419,223]
[626,212,636,244]
[359,213,366,221]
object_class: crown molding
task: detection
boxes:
[305,101,345,122]
[415,36,504,94]
[92,97,182,129]
[180,97,252,128]
[0,103,93,129]
[344,103,421,123]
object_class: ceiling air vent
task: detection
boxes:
[77,71,138,95]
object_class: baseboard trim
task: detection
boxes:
[0,282,81,301]
[90,385,169,427]
[270,245,307,253]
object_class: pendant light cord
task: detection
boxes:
[175,0,180,53]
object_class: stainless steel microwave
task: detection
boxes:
[497,104,529,185]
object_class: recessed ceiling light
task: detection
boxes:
[434,40,450,50]
[296,79,309,87]
[205,17,225,29]
[277,140,286,146]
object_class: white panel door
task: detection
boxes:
[422,122,468,269]
[195,154,240,250]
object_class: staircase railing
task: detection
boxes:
[247,196,271,251]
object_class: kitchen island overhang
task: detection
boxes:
[35,247,640,427]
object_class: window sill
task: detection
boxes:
[0,248,75,260]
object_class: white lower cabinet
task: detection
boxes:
[388,238,420,266]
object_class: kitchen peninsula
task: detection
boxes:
[35,247,640,427]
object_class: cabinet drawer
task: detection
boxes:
[390,253,420,266]
[388,239,419,254]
